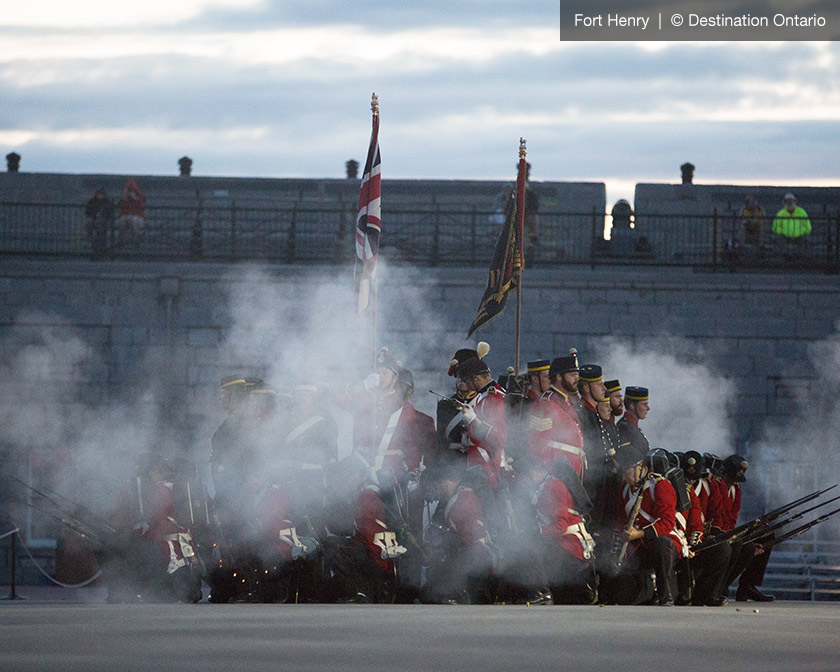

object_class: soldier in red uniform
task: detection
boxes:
[457,356,507,489]
[383,368,435,597]
[610,444,680,605]
[678,451,731,606]
[504,359,551,464]
[435,344,487,469]
[323,458,406,603]
[252,483,318,602]
[531,456,597,604]
[718,455,775,602]
[527,356,585,477]
[336,347,405,474]
[422,462,495,604]
[106,454,201,603]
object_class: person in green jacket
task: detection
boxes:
[773,193,811,238]
[772,193,811,259]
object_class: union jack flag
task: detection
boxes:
[355,97,381,313]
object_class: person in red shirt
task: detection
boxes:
[117,178,146,249]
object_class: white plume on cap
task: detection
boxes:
[477,341,490,360]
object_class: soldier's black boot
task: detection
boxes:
[736,584,774,602]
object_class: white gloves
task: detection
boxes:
[462,404,477,424]
[363,373,380,390]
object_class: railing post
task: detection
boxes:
[470,205,477,266]
[835,211,840,269]
[287,206,297,264]
[230,201,237,261]
[336,203,346,264]
[0,528,22,601]
[190,190,203,260]
[712,207,719,272]
[431,205,440,266]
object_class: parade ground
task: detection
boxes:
[0,587,837,672]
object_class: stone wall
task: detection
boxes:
[1,257,836,442]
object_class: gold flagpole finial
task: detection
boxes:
[519,137,527,159]
[371,93,379,116]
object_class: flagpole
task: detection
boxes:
[514,138,527,374]
[370,93,380,371]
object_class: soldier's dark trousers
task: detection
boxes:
[540,538,596,605]
[690,541,732,604]
[613,536,676,604]
[725,538,772,594]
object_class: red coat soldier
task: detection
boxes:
[718,455,775,603]
[678,451,731,606]
[610,443,679,606]
[457,356,507,488]
[527,356,586,476]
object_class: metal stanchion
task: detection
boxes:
[1,527,26,600]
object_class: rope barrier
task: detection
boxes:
[0,527,19,541]
[12,530,102,589]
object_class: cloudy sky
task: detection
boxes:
[1,0,838,206]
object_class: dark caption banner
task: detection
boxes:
[560,0,840,41]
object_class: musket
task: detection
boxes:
[8,495,105,547]
[429,389,468,408]
[614,483,645,571]
[761,505,840,551]
[9,475,116,534]
[696,493,840,552]
[702,484,837,548]
[739,494,840,545]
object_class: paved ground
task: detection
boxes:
[1,586,838,672]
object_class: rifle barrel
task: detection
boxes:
[763,506,840,550]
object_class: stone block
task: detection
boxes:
[159,277,180,297]
[738,338,776,358]
[795,320,836,340]
[735,394,768,417]
[187,328,220,347]
[799,291,840,309]
[716,317,795,339]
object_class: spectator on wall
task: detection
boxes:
[772,192,811,260]
[740,195,766,249]
[117,179,146,250]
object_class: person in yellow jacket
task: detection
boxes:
[772,193,811,238]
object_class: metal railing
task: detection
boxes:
[1,201,838,272]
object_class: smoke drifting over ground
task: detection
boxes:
[746,326,840,525]
[595,337,735,459]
